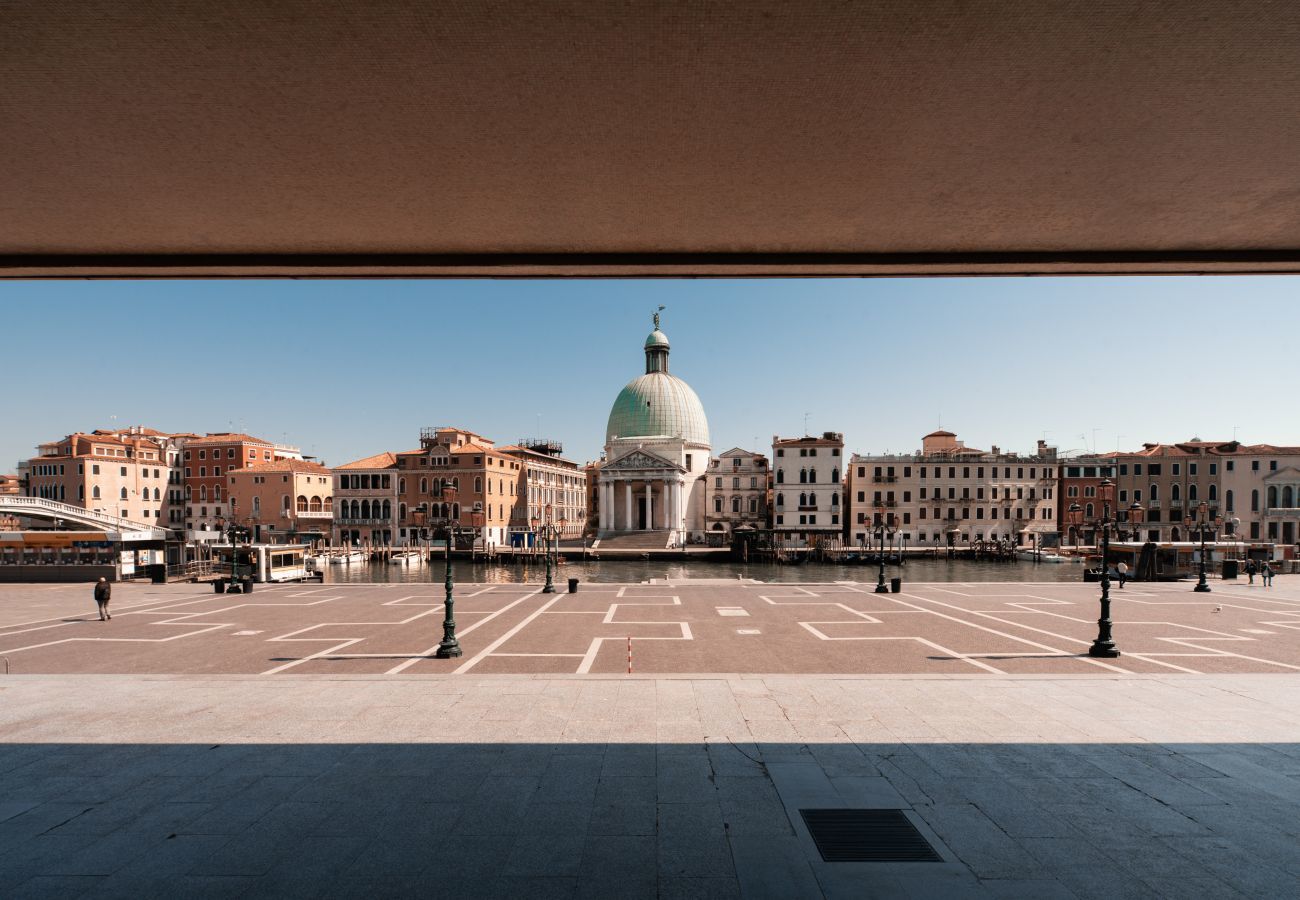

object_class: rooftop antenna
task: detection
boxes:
[1091,426,1102,455]
[803,412,810,436]
[1115,434,1126,453]
[1233,424,1239,441]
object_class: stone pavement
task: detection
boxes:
[2,577,1299,676]
[2,672,1299,898]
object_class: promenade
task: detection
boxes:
[1,579,1298,898]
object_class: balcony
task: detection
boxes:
[294,509,334,519]
[1265,507,1300,518]
[336,517,390,525]
[872,476,897,483]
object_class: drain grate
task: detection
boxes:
[800,809,942,862]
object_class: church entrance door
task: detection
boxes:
[638,498,648,530]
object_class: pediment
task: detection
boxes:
[1263,465,1300,483]
[604,446,684,472]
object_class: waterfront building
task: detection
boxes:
[599,313,710,546]
[182,433,302,538]
[1057,454,1118,544]
[847,431,1058,549]
[1113,441,1227,543]
[0,474,22,495]
[501,440,586,540]
[24,428,180,527]
[228,458,333,543]
[704,449,769,541]
[395,427,522,549]
[1216,443,1300,547]
[333,452,399,547]
[772,432,845,548]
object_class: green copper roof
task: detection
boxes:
[606,373,710,445]
[644,329,670,349]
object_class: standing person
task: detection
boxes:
[1263,562,1274,587]
[1245,559,1257,585]
[1117,561,1128,589]
[93,577,111,621]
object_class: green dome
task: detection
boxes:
[606,373,710,445]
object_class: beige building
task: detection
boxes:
[704,448,769,540]
[501,440,586,540]
[24,429,179,527]
[228,459,333,543]
[772,432,845,547]
[1113,441,1226,543]
[847,431,1058,548]
[1217,443,1300,547]
[333,452,399,547]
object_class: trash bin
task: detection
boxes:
[889,577,902,593]
[242,577,254,594]
[150,564,166,584]
[213,579,226,594]
[1221,559,1239,580]
[568,578,579,593]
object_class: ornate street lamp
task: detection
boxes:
[435,486,462,659]
[533,503,564,593]
[1128,500,1145,543]
[1069,477,1121,658]
[217,513,250,592]
[872,501,897,594]
[1184,500,1221,593]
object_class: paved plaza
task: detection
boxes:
[1,578,1299,898]
[2,577,1299,677]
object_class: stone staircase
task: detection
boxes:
[593,530,674,551]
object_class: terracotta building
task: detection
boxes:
[182,433,301,537]
[24,429,178,527]
[1057,454,1119,544]
[228,458,333,543]
[395,427,523,549]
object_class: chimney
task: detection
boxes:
[1036,439,1047,455]
[991,445,999,456]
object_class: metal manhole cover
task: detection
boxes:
[800,809,942,862]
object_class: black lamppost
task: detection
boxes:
[532,503,566,593]
[218,514,250,592]
[435,486,463,659]
[872,502,897,594]
[1068,477,1121,658]
[1127,500,1145,543]
[1185,500,1221,594]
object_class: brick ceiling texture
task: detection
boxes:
[4,1,1300,278]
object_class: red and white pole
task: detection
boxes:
[627,635,632,674]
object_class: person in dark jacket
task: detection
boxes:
[1246,559,1257,585]
[93,577,111,620]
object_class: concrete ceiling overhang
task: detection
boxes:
[4,1,1300,278]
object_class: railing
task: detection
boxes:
[1265,507,1300,518]
[0,495,162,534]
[293,509,334,519]
[872,476,897,483]
[335,517,391,525]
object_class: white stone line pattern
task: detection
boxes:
[793,624,1006,675]
[453,593,566,674]
[384,589,542,674]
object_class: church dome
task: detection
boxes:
[606,318,710,445]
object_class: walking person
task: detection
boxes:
[1262,562,1274,587]
[1246,559,1257,585]
[1116,561,1128,589]
[93,577,111,620]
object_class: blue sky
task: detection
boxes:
[1,277,1297,472]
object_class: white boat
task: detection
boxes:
[389,551,420,565]
[1016,549,1080,564]
[329,550,366,565]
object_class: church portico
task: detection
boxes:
[598,447,689,540]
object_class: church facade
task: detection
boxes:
[598,314,710,546]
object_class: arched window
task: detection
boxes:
[309,496,322,512]
[1086,502,1094,518]
[399,502,407,521]
[799,468,807,484]
[361,499,371,518]
[1188,483,1198,501]
[1267,486,1278,508]
[93,485,101,500]
[1252,489,1260,512]
[799,492,807,506]
[420,478,428,494]
[1170,483,1180,502]
[183,485,190,500]
[831,493,839,506]
[382,500,391,519]
[1285,486,1295,508]
[120,486,128,500]
[1208,484,1217,502]
[808,492,816,506]
[474,476,482,493]
[1149,484,1159,501]
[731,496,741,513]
[452,503,460,519]
[325,497,332,511]
[714,496,723,513]
[831,468,840,484]
[776,469,784,484]
[776,493,784,507]
[1226,489,1234,512]
[297,495,309,513]
[398,477,406,494]
[153,487,160,500]
[282,495,290,511]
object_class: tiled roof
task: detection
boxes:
[236,459,331,475]
[336,451,398,470]
[186,432,274,446]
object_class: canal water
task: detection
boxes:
[322,556,1085,585]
